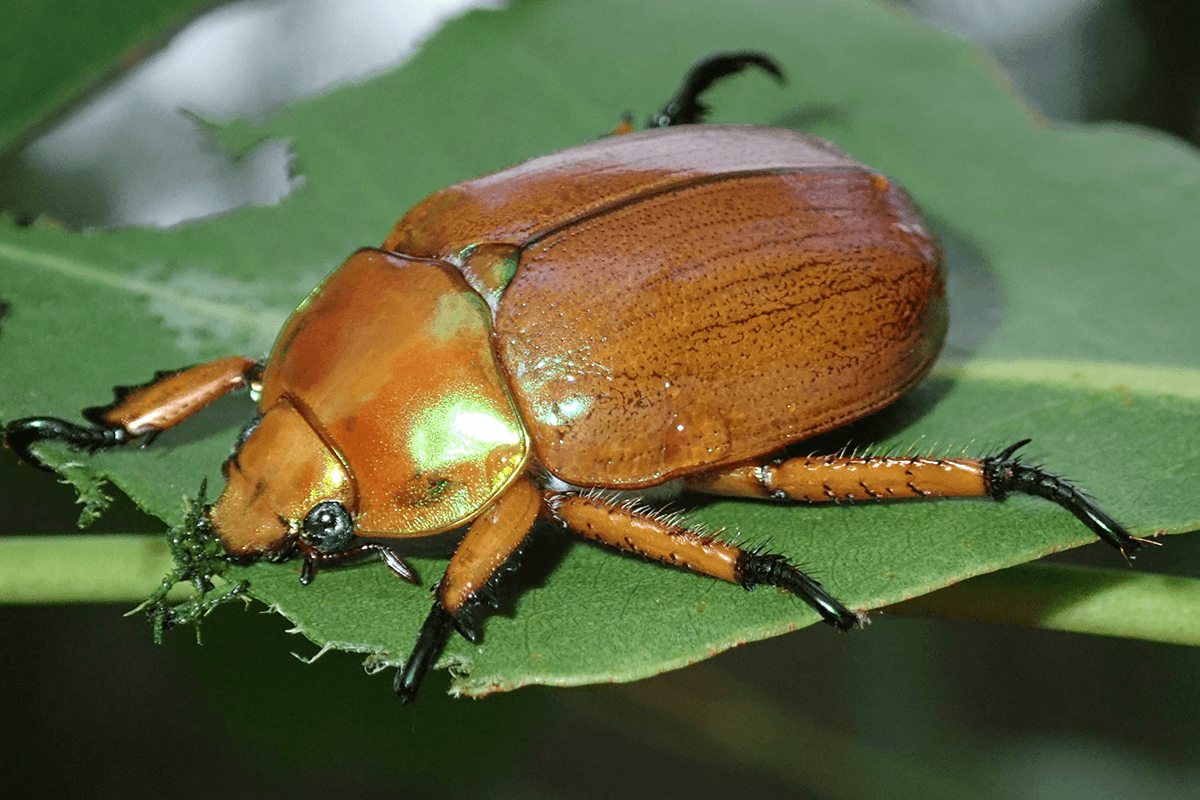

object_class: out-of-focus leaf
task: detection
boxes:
[0,0,222,157]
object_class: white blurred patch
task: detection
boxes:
[9,0,505,228]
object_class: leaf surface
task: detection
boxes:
[0,0,219,156]
[1,0,1197,697]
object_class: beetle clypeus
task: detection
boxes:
[5,52,1148,703]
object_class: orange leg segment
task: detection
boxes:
[548,492,862,631]
[686,441,1145,557]
[91,356,261,435]
[5,356,261,468]
[396,475,543,703]
[687,453,988,502]
[440,475,544,618]
[551,493,741,582]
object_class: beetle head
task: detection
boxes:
[209,396,355,558]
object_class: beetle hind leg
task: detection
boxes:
[686,441,1146,558]
[548,491,862,631]
[982,440,1150,557]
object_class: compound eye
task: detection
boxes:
[301,500,355,552]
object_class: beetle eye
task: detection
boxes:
[301,501,355,552]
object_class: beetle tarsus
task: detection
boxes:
[983,440,1145,557]
[648,50,785,128]
[396,603,453,704]
[736,551,862,631]
[4,416,129,470]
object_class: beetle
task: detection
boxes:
[5,52,1147,703]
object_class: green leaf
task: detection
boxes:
[1,0,1197,699]
[0,0,221,157]
[893,563,1200,646]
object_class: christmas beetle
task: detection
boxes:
[5,52,1147,703]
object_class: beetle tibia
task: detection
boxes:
[396,603,452,704]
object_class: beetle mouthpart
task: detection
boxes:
[299,554,318,586]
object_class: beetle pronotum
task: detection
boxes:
[5,52,1147,703]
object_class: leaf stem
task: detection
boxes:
[0,535,179,604]
[3,539,1199,650]
[889,562,1200,645]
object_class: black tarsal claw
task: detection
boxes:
[736,551,862,631]
[982,440,1147,558]
[4,416,128,471]
[450,609,483,644]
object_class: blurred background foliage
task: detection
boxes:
[1,1,1198,798]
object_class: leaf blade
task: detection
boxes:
[1,0,1197,698]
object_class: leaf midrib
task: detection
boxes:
[0,239,278,338]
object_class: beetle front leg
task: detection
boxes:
[395,476,543,704]
[5,356,261,469]
[548,492,863,631]
[686,441,1147,558]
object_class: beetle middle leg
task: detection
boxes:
[647,50,785,128]
[686,441,1149,558]
[547,491,863,631]
[608,50,787,136]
